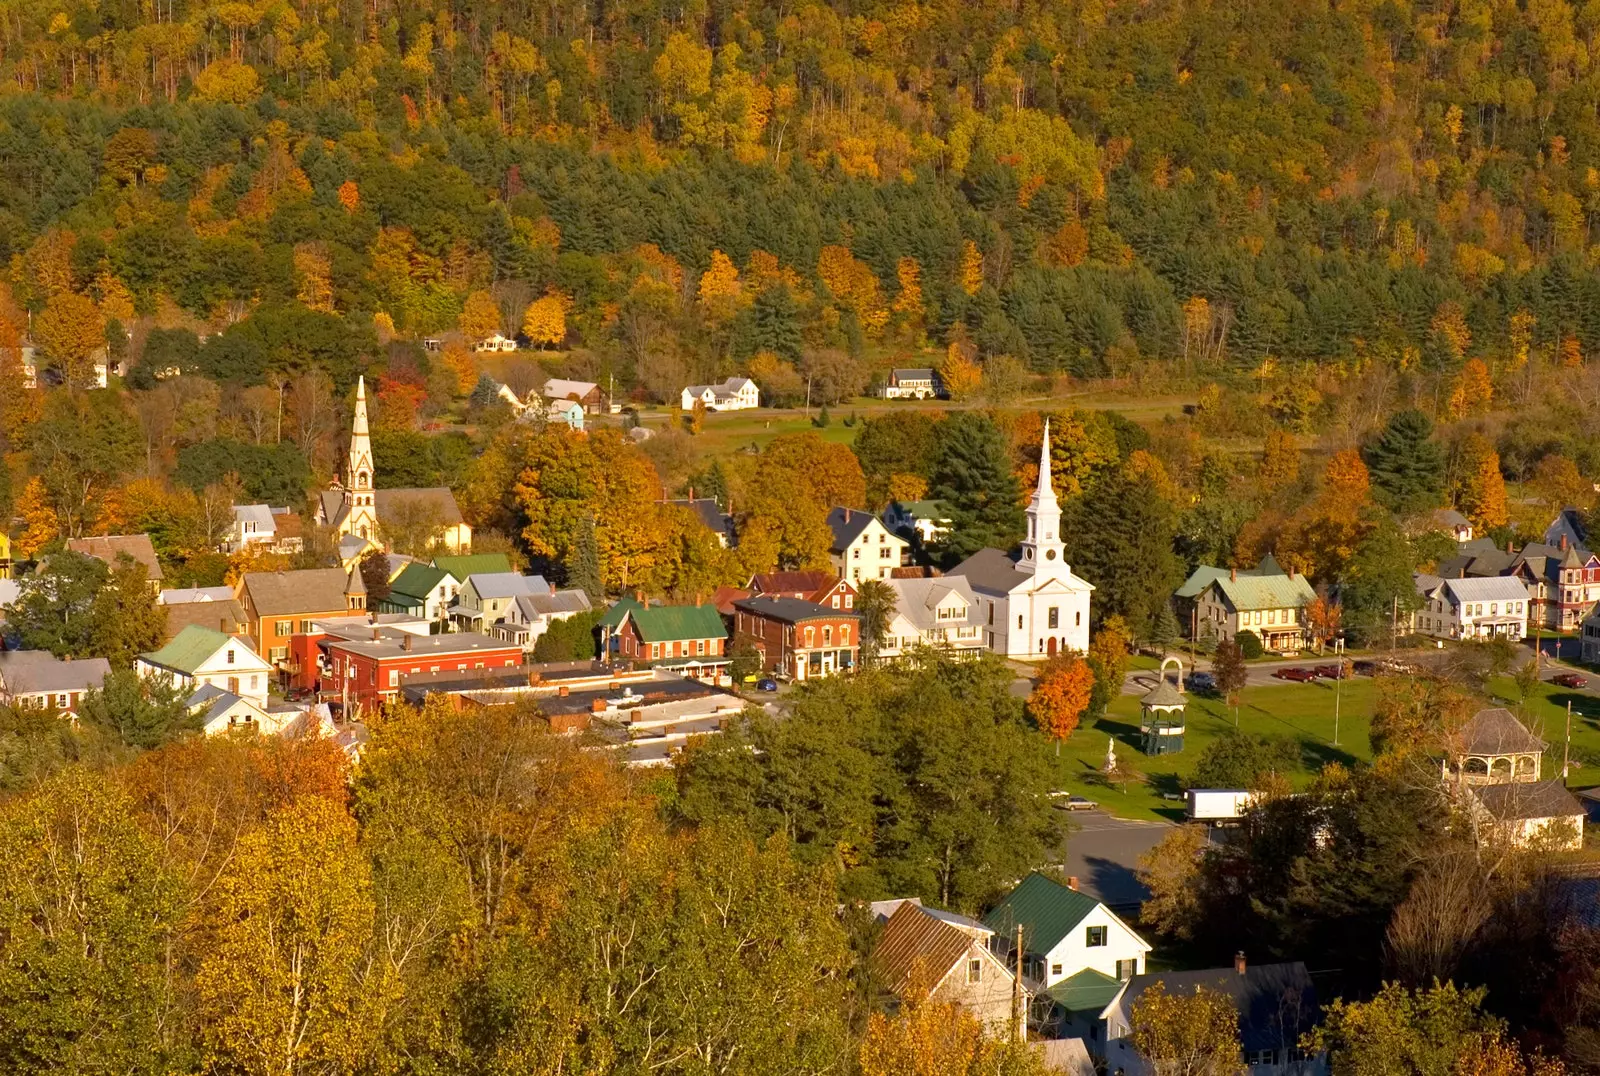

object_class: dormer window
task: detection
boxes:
[226,649,235,665]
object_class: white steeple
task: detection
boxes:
[343,376,378,541]
[1019,418,1065,575]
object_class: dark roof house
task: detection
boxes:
[67,534,163,582]
[1107,959,1320,1062]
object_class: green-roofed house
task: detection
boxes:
[136,625,274,707]
[612,600,730,684]
[1192,559,1317,653]
[377,563,459,622]
[982,872,1150,996]
[430,553,513,580]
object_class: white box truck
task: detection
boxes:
[1186,789,1254,822]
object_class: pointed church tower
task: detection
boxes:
[1019,419,1066,576]
[344,376,379,541]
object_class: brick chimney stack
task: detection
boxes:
[1067,876,1079,891]
[1230,567,1237,582]
[1235,951,1247,976]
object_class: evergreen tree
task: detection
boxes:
[470,375,501,409]
[1362,410,1445,517]
[1063,469,1183,634]
[1148,602,1181,655]
[925,413,1024,566]
[77,669,197,749]
[750,286,803,361]
[566,516,603,602]
[853,579,898,665]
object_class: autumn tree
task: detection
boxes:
[522,290,568,348]
[858,994,1045,1076]
[1089,614,1132,688]
[1137,824,1210,940]
[1029,654,1095,752]
[1531,453,1591,511]
[459,289,502,342]
[1307,981,1550,1076]
[1212,638,1247,724]
[855,578,898,665]
[34,291,105,388]
[1259,429,1299,493]
[1457,435,1508,531]
[958,239,983,295]
[939,340,983,401]
[1127,982,1245,1076]
[1449,357,1493,418]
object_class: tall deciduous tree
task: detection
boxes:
[1211,639,1247,724]
[1457,434,1508,531]
[853,578,897,665]
[1127,982,1245,1076]
[1029,654,1094,752]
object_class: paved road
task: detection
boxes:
[1054,810,1172,907]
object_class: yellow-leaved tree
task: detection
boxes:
[459,289,502,342]
[196,798,382,1076]
[1449,357,1493,419]
[859,992,1045,1076]
[34,291,105,389]
[522,291,569,349]
[939,340,982,401]
[958,239,983,295]
[1457,434,1508,531]
[16,476,60,559]
[697,249,742,322]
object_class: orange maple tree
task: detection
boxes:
[1029,654,1095,753]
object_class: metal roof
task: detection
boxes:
[1202,571,1317,611]
[1047,968,1124,1014]
[0,651,109,695]
[1473,780,1584,822]
[982,872,1109,955]
[140,625,257,676]
[1452,707,1544,756]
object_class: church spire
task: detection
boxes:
[342,375,378,541]
[1019,418,1064,574]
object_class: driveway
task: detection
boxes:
[1055,809,1172,910]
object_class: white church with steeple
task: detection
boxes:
[316,375,473,560]
[946,420,1094,659]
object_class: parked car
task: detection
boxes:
[1187,671,1216,693]
[1554,672,1589,689]
[1314,663,1349,680]
[1272,667,1319,682]
[1049,791,1097,811]
[1352,660,1378,676]
[756,678,779,692]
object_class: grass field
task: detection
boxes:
[1048,678,1378,822]
[1050,672,1600,823]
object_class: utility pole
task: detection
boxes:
[1565,700,1573,781]
[1012,923,1025,1043]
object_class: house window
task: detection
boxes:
[1086,926,1107,947]
[1116,958,1137,981]
[696,640,705,655]
[389,670,399,686]
[249,675,258,690]
[226,649,236,664]
[1076,611,1081,627]
[1268,610,1277,625]
[270,647,287,661]
[823,626,833,645]
[841,625,850,644]
[853,549,860,560]
[300,619,313,632]
[1051,963,1063,976]
[832,596,840,608]
[56,693,69,708]
[804,627,815,647]
[275,621,291,637]
[967,959,982,984]
[651,644,660,659]
[227,677,239,694]
[1048,607,1059,629]
[1017,614,1023,630]
[845,595,854,608]
[1246,1050,1277,1066]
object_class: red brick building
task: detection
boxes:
[322,630,523,706]
[747,571,857,609]
[732,596,859,681]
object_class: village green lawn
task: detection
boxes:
[1047,678,1378,823]
[1050,673,1600,823]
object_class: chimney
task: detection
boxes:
[1067,876,1079,891]
[371,627,381,641]
[845,507,851,522]
[1562,534,1569,551]
[527,670,542,685]
[689,485,695,501]
[1235,951,1247,976]
[591,698,606,713]
[1508,540,1514,554]
[1230,567,1237,582]
[559,685,569,697]
[549,581,557,595]
[402,633,414,652]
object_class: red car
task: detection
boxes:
[1553,673,1589,689]
[1273,667,1319,682]
[1313,664,1348,680]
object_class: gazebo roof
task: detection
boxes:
[1141,680,1186,710]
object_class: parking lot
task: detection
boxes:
[1055,809,1173,909]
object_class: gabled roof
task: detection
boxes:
[513,590,592,618]
[629,603,727,642]
[1112,963,1318,1053]
[982,872,1118,955]
[600,596,644,630]
[67,534,162,581]
[947,547,1029,596]
[469,572,551,599]
[388,563,450,603]
[872,903,991,1002]
[885,576,979,632]
[1047,968,1124,1014]
[140,625,250,676]
[164,598,247,642]
[1453,707,1544,756]
[891,367,936,379]
[1431,508,1471,529]
[544,378,599,400]
[1473,780,1585,822]
[733,595,855,625]
[1141,680,1186,709]
[374,487,464,526]
[0,651,109,695]
[826,506,881,552]
[667,498,735,539]
[432,553,513,578]
[1202,570,1317,612]
[1175,566,1231,600]
[748,570,835,596]
[1440,575,1528,604]
[241,569,352,617]
[233,504,276,530]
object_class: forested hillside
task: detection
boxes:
[4,0,1600,390]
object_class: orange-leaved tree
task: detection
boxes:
[1029,654,1095,754]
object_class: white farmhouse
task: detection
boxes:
[1412,574,1529,641]
[826,507,910,583]
[881,367,942,400]
[983,872,1151,991]
[227,504,278,552]
[135,625,273,707]
[879,576,987,659]
[946,421,1094,659]
[680,377,759,411]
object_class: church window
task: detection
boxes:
[359,471,368,488]
[1017,614,1023,629]
[1048,607,1059,629]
